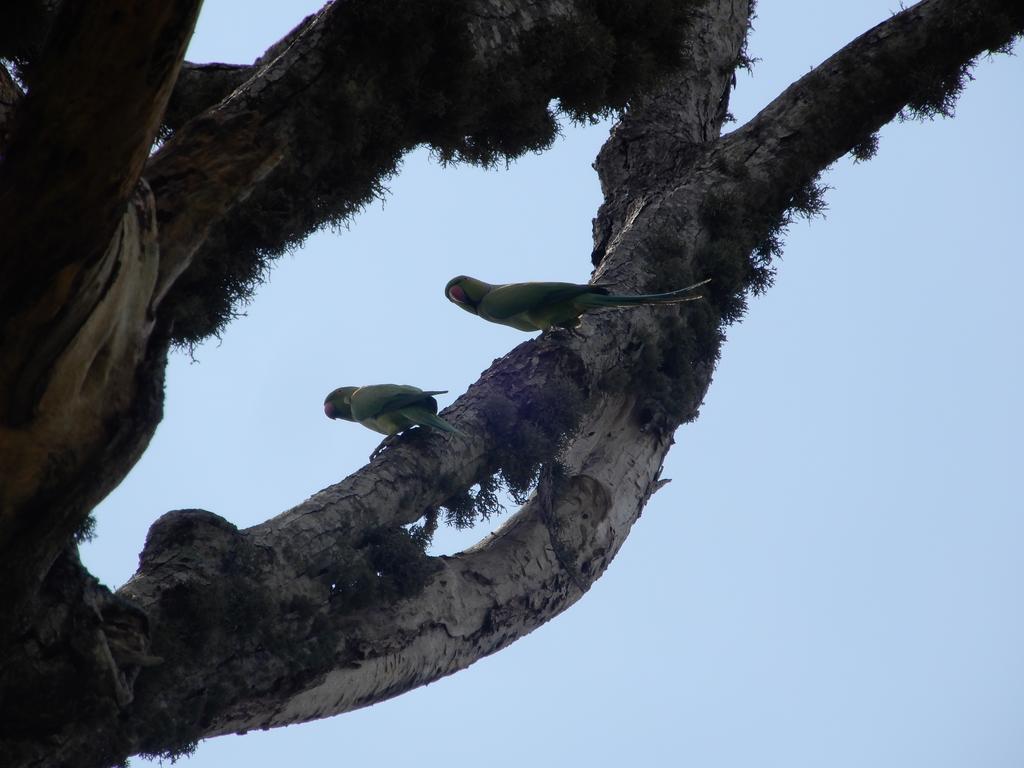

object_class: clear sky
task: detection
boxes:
[81,2,1024,766]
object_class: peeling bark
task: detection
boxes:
[0,184,169,633]
[0,0,1021,766]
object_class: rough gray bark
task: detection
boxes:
[0,0,1021,766]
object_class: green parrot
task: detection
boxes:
[323,384,461,458]
[444,275,710,332]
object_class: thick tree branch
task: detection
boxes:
[161,62,252,133]
[592,0,1023,310]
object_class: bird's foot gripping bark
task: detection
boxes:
[369,434,400,461]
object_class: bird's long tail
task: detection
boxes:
[580,278,711,308]
[402,408,464,436]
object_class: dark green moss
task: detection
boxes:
[133,526,284,756]
[408,507,439,545]
[695,189,769,324]
[615,168,828,432]
[495,376,582,496]
[72,513,97,544]
[435,354,586,528]
[326,525,440,613]
[694,174,827,325]
[898,9,1023,122]
[441,475,503,530]
[901,58,974,121]
[630,292,721,430]
[735,0,758,75]
[850,131,880,163]
[138,740,198,765]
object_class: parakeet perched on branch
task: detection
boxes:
[324,384,461,458]
[444,275,710,332]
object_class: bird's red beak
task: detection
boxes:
[449,285,466,303]
[324,402,336,419]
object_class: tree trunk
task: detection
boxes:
[1,0,1021,765]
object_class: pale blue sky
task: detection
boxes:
[82,2,1024,766]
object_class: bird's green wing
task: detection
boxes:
[480,282,604,319]
[351,384,445,421]
[397,407,464,435]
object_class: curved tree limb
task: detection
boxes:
[689,0,1024,265]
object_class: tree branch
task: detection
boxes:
[704,0,1024,259]
[161,11,321,133]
